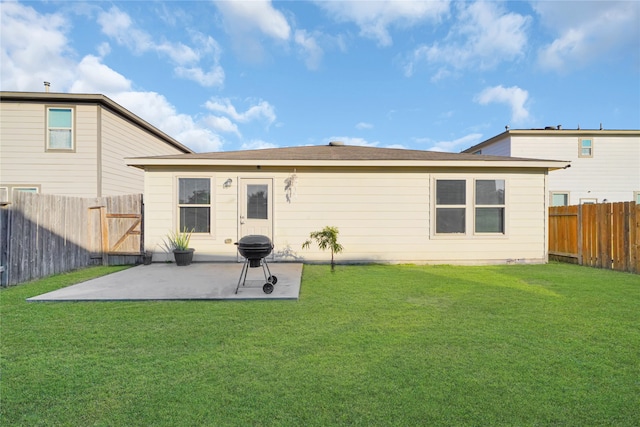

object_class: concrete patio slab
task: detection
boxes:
[27,262,303,302]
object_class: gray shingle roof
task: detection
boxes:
[140,144,547,162]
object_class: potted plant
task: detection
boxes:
[302,226,344,271]
[164,228,195,266]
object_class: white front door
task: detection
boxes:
[239,178,273,240]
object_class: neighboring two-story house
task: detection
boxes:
[0,91,193,203]
[462,128,640,206]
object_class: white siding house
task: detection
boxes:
[0,91,192,203]
[462,128,640,206]
[127,144,569,265]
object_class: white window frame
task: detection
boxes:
[432,176,507,238]
[578,137,593,158]
[177,177,212,235]
[580,198,597,204]
[46,106,75,151]
[634,192,640,204]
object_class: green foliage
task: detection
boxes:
[163,227,194,251]
[2,263,639,426]
[302,225,344,270]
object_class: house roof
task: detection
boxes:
[0,91,193,154]
[462,128,640,154]
[126,143,570,170]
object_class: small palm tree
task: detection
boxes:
[302,226,344,271]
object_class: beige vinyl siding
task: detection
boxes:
[510,134,640,204]
[100,108,186,195]
[0,102,99,197]
[476,138,511,156]
[143,166,549,264]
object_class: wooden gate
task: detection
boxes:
[88,195,143,265]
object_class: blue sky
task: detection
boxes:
[1,0,639,153]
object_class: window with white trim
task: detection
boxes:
[178,178,211,233]
[434,178,506,236]
[578,138,593,158]
[47,107,74,150]
[634,192,640,204]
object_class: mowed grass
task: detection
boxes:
[1,263,639,426]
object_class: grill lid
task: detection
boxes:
[236,234,272,248]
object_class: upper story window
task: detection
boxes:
[578,138,593,158]
[47,107,74,150]
[178,178,211,233]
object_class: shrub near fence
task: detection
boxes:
[0,192,143,286]
[549,202,639,274]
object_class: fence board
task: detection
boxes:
[549,202,639,274]
[0,193,143,286]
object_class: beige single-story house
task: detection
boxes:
[127,143,570,265]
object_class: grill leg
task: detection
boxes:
[235,259,249,294]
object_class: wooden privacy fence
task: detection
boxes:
[549,202,639,274]
[0,192,143,286]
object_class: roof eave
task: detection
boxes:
[126,158,570,170]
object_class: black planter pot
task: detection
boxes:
[173,248,195,266]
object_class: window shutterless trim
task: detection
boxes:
[45,105,76,152]
[578,137,593,158]
[176,176,213,236]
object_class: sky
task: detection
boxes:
[1,1,639,153]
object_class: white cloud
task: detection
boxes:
[203,115,240,137]
[69,55,131,94]
[241,139,279,150]
[475,85,530,124]
[97,6,224,87]
[405,2,529,77]
[214,0,290,63]
[204,97,276,125]
[423,133,483,152]
[113,91,223,152]
[355,122,373,130]
[215,0,291,41]
[0,2,76,91]
[534,1,640,72]
[294,29,323,70]
[317,0,449,46]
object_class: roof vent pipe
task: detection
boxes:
[557,124,562,130]
[44,82,50,92]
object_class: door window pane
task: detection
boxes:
[247,185,268,219]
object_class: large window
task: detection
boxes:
[178,178,211,233]
[434,178,506,236]
[47,107,74,150]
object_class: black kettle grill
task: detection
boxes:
[234,235,277,294]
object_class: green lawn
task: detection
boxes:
[1,263,639,426]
